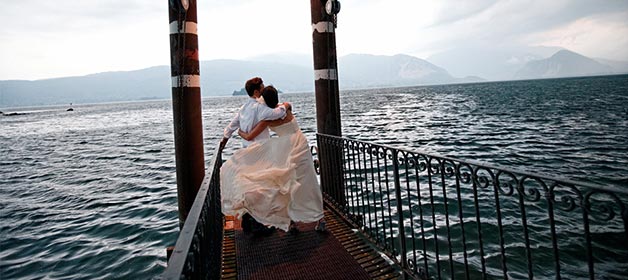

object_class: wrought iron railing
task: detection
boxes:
[161,144,224,279]
[316,133,628,280]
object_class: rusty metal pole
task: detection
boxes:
[310,0,345,206]
[168,0,205,228]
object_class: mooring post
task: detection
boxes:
[168,0,205,228]
[310,0,345,206]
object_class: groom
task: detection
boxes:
[221,77,287,148]
[221,77,287,235]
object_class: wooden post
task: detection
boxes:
[168,0,205,227]
[310,0,345,206]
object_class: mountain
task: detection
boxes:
[232,88,248,96]
[0,61,312,107]
[232,87,283,96]
[338,54,462,88]
[427,45,564,81]
[199,59,312,95]
[247,52,311,68]
[0,66,171,107]
[1,54,479,108]
[514,50,614,80]
[595,58,628,73]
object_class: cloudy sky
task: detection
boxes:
[1,0,627,80]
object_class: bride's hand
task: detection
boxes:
[266,118,289,127]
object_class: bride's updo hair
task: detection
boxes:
[261,85,279,108]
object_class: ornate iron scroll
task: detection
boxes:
[316,133,628,280]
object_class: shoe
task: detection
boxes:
[241,213,252,233]
[250,216,265,231]
[288,221,299,235]
[315,220,327,232]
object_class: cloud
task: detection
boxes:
[524,11,628,60]
[1,0,627,80]
[0,1,162,36]
[431,0,498,26]
[408,0,628,57]
[197,0,312,61]
[335,0,439,56]
[0,0,168,80]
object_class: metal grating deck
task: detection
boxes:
[221,209,402,280]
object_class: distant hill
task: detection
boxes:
[338,54,468,88]
[232,87,283,96]
[427,45,564,81]
[232,88,247,96]
[0,66,171,107]
[3,49,626,108]
[248,52,312,68]
[0,61,312,107]
[514,50,614,80]
[0,54,481,108]
[595,58,628,74]
[200,59,313,95]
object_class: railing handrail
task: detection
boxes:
[317,133,628,195]
[161,143,223,279]
[317,133,628,279]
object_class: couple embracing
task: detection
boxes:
[220,77,326,235]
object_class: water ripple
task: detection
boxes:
[1,76,627,279]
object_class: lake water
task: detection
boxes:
[1,75,627,279]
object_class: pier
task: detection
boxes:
[161,140,628,279]
[162,1,628,279]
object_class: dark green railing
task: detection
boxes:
[160,144,223,279]
[162,135,628,279]
[316,133,628,280]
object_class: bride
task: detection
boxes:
[220,86,325,233]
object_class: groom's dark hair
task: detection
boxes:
[262,86,279,108]
[245,77,264,97]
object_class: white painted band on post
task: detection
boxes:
[312,21,335,33]
[314,69,338,80]
[169,21,198,35]
[171,75,201,88]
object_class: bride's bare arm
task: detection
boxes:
[238,121,270,141]
[238,111,294,140]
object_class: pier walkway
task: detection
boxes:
[221,209,402,280]
[162,138,628,280]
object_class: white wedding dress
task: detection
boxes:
[220,118,324,231]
